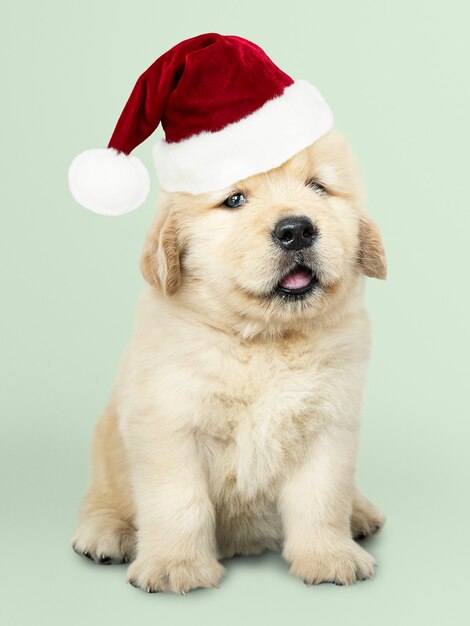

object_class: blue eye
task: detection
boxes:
[223,192,246,209]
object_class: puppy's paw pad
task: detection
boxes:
[290,541,376,586]
[127,557,225,594]
[71,518,136,564]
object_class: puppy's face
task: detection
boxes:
[141,130,386,334]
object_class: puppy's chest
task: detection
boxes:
[198,362,318,440]
[193,342,326,494]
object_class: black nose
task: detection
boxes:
[272,216,317,251]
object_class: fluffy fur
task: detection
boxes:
[153,80,333,194]
[71,130,386,593]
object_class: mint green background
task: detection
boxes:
[1,1,469,624]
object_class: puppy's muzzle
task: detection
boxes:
[272,216,317,252]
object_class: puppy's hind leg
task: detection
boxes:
[71,400,136,564]
[350,487,385,540]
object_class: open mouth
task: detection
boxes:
[275,265,319,299]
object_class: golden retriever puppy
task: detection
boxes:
[71,129,386,593]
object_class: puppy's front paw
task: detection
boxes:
[289,539,376,586]
[127,555,225,594]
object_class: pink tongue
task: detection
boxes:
[280,269,312,290]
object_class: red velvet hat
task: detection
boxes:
[69,33,333,216]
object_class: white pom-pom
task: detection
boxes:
[68,148,150,216]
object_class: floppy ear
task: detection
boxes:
[358,216,387,280]
[140,207,182,295]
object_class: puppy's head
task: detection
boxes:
[141,130,386,335]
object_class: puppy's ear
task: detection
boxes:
[140,208,182,295]
[358,216,387,280]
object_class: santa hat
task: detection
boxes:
[68,33,333,216]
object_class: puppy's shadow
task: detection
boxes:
[220,549,290,579]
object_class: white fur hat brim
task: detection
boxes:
[153,80,333,195]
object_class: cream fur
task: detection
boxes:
[71,130,386,593]
[153,80,333,194]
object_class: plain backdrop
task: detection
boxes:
[1,1,469,624]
